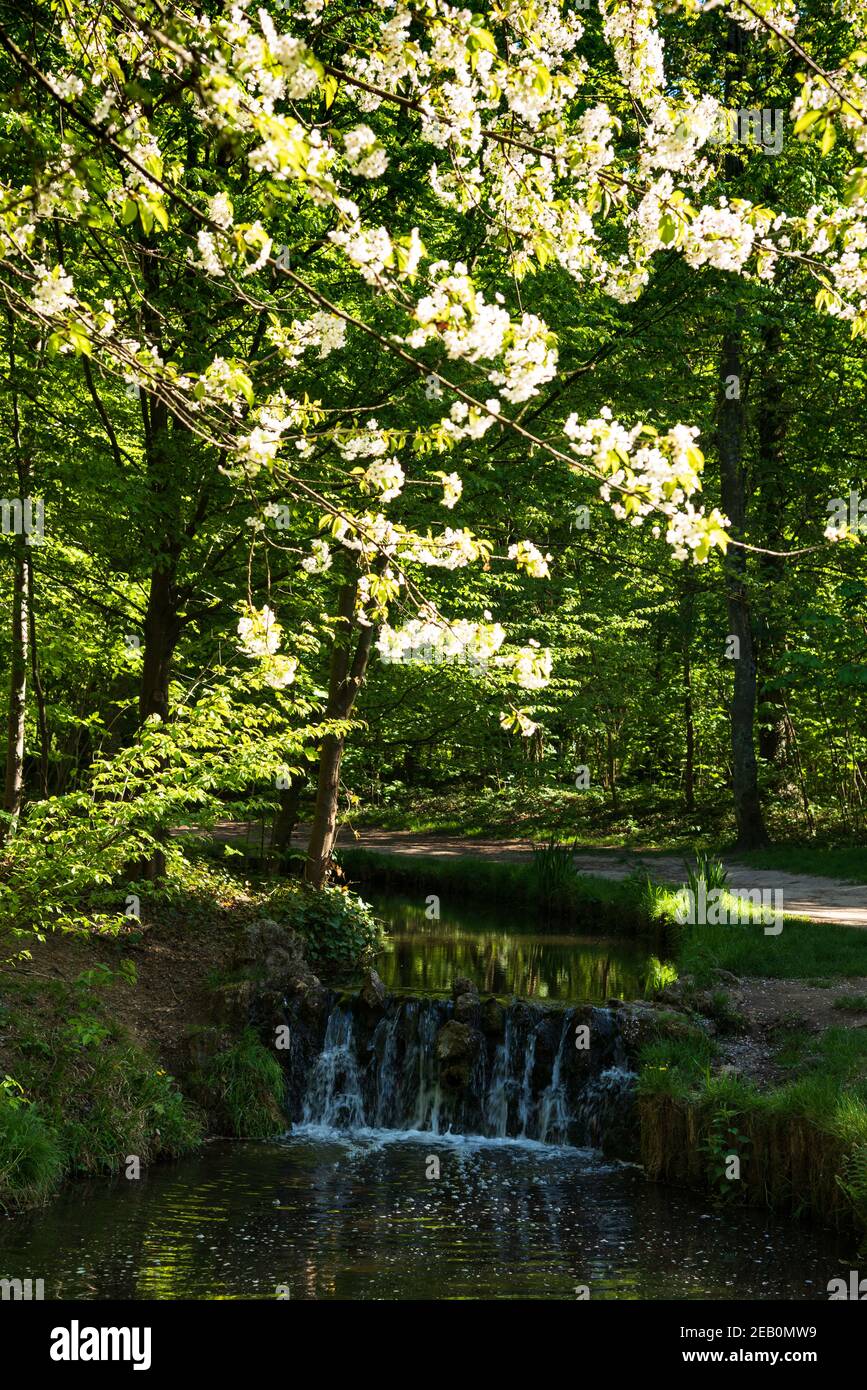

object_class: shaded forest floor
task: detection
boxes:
[2,892,249,1076]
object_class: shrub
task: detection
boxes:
[270,881,384,973]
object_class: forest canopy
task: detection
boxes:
[0,0,866,943]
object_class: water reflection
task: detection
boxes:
[0,1137,850,1300]
[370,891,655,1001]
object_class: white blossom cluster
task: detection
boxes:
[355,458,406,503]
[509,540,552,579]
[266,311,347,366]
[300,538,333,574]
[377,611,507,667]
[407,262,557,401]
[343,125,389,179]
[564,409,730,562]
[236,604,298,689]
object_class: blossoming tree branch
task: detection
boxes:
[0,0,865,881]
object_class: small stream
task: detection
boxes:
[0,893,855,1299]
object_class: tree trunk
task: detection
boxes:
[2,532,29,840]
[305,573,377,887]
[26,554,50,797]
[681,586,696,814]
[272,771,305,856]
[130,561,181,881]
[717,328,770,849]
[139,561,182,724]
[3,311,30,842]
[754,321,788,764]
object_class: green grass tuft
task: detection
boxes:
[193,1029,285,1138]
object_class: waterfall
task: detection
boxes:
[537,1010,575,1145]
[301,1005,366,1129]
[283,991,637,1154]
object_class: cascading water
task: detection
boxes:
[282,989,638,1155]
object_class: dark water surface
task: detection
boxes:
[369,890,654,1000]
[0,1135,851,1300]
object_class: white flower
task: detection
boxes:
[438,472,462,509]
[509,539,552,578]
[357,457,405,502]
[237,605,282,658]
[343,124,388,178]
[301,538,333,573]
[209,192,234,228]
[29,263,78,317]
[48,73,85,101]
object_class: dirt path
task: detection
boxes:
[203,822,867,928]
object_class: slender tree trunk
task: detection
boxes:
[754,321,788,764]
[272,771,305,855]
[139,561,182,723]
[605,725,618,812]
[131,559,181,881]
[135,392,182,878]
[711,19,769,850]
[3,532,29,840]
[26,555,49,797]
[681,587,696,813]
[3,312,30,842]
[717,328,770,849]
[305,572,377,887]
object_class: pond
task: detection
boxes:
[367,889,656,1001]
[0,1136,850,1300]
[0,893,851,1303]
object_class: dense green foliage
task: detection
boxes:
[267,881,384,973]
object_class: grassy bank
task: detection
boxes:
[740,845,867,885]
[677,916,867,983]
[0,970,203,1210]
[638,1027,867,1236]
[0,864,386,1210]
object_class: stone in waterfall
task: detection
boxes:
[454,992,481,1026]
[452,976,481,1026]
[480,997,505,1038]
[452,976,477,998]
[435,1020,481,1089]
[360,967,387,1011]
